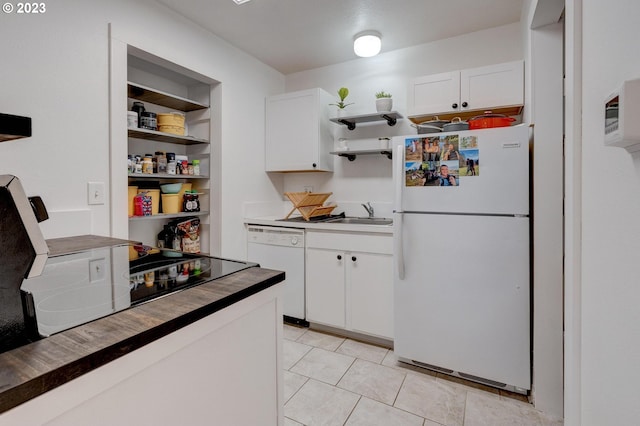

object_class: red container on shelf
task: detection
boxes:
[468,112,515,129]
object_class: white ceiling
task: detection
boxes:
[155,0,524,75]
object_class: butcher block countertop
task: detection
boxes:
[0,236,285,414]
[46,234,135,256]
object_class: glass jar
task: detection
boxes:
[167,161,177,175]
[192,159,200,176]
[140,111,157,130]
[183,191,200,212]
[142,156,153,174]
[166,152,176,175]
[131,102,145,127]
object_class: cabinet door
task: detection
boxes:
[349,251,394,339]
[305,248,345,328]
[407,71,460,117]
[265,88,333,172]
[460,60,524,112]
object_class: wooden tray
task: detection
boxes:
[284,192,335,221]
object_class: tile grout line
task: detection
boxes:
[334,355,358,387]
[283,372,310,406]
[341,395,362,426]
[387,372,431,423]
[461,387,469,426]
[391,371,408,407]
[287,344,313,372]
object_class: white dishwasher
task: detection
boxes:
[247,225,306,324]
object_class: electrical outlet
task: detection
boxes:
[303,185,314,193]
[88,182,105,205]
[89,258,106,282]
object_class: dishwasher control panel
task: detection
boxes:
[247,225,305,247]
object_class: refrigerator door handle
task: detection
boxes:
[394,143,404,213]
[394,212,405,280]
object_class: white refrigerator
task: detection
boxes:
[392,124,531,393]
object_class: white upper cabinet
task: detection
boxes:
[460,60,524,112]
[407,60,524,120]
[408,71,461,118]
[265,88,334,172]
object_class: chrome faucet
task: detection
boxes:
[361,202,374,218]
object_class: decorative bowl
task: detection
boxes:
[160,183,182,194]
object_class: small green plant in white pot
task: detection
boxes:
[330,87,353,116]
[375,91,392,112]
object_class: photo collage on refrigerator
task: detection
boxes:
[405,135,480,187]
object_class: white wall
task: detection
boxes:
[579,0,640,424]
[564,1,583,423]
[530,21,565,419]
[281,23,523,213]
[0,0,284,260]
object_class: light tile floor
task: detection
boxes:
[283,323,563,426]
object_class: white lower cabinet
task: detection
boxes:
[305,231,393,340]
[0,285,284,426]
[306,247,346,328]
[349,251,394,338]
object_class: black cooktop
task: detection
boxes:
[128,250,253,306]
[19,244,256,340]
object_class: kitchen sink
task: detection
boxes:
[327,217,393,225]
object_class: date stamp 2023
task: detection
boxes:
[2,2,46,14]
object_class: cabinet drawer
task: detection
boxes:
[306,231,392,254]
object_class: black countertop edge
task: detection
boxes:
[0,269,285,414]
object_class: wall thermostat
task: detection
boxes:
[604,78,640,153]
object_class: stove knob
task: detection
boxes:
[291,236,299,245]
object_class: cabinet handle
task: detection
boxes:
[337,255,342,260]
[451,103,458,109]
[312,163,317,168]
[461,101,468,108]
[351,256,357,262]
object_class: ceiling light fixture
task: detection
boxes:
[353,31,382,58]
[232,0,251,4]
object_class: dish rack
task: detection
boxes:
[284,192,335,221]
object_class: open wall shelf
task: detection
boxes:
[329,111,403,130]
[330,149,393,161]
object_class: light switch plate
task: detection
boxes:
[88,182,105,205]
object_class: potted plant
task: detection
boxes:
[375,90,392,112]
[330,87,353,116]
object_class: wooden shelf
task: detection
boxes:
[330,149,392,161]
[128,173,209,180]
[129,211,209,221]
[128,127,208,145]
[128,82,209,111]
[330,111,403,130]
[408,105,523,125]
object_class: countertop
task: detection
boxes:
[244,216,393,234]
[47,235,135,256]
[0,241,285,414]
